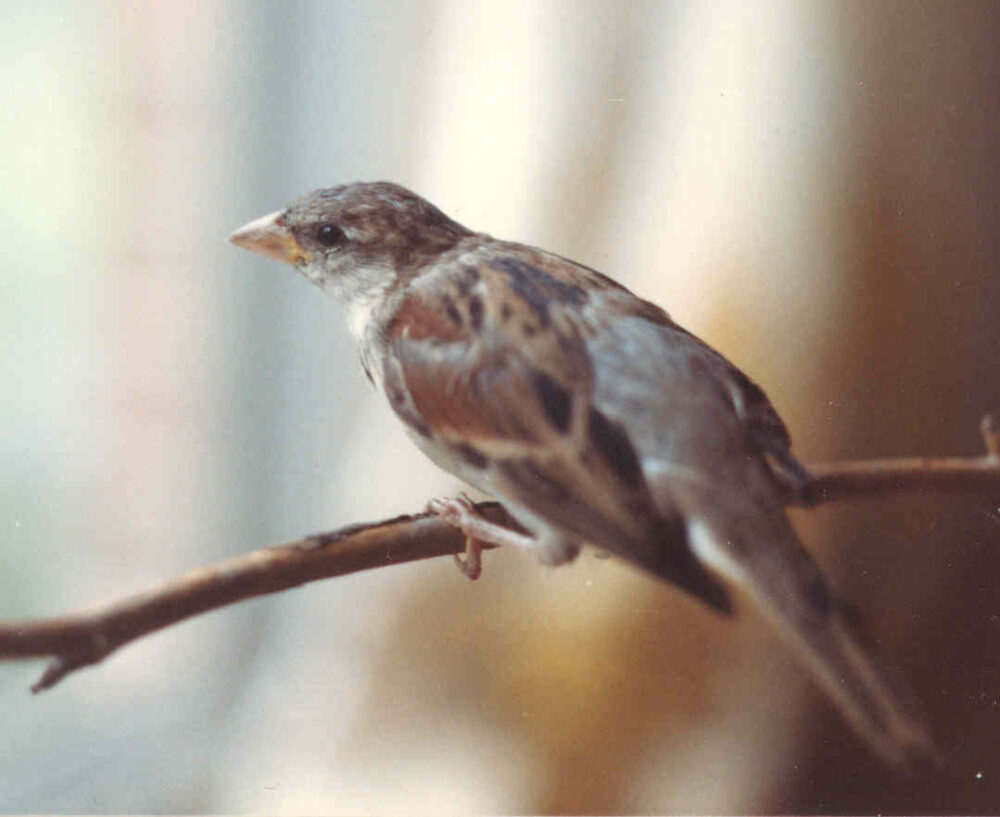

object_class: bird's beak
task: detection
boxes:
[228,210,309,266]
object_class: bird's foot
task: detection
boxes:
[426,493,537,580]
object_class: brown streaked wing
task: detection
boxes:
[384,267,732,613]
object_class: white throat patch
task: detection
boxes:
[346,287,385,343]
[316,263,394,343]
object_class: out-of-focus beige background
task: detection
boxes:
[2,1,998,812]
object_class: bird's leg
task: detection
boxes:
[426,493,538,580]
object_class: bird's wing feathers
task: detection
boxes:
[382,248,732,612]
[615,301,814,498]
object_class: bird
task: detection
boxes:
[229,180,933,767]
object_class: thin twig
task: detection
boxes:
[2,416,998,692]
[0,504,516,692]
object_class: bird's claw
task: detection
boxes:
[427,494,486,580]
[426,493,537,580]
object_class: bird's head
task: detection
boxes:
[229,181,472,303]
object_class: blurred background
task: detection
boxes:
[2,0,999,812]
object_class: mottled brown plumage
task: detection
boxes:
[229,181,934,768]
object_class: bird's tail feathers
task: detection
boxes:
[688,512,936,769]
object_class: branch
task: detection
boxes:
[808,414,1000,502]
[2,416,998,693]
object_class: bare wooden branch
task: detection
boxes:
[0,504,517,693]
[1,416,998,693]
[802,414,1000,503]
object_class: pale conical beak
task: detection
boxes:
[228,210,309,266]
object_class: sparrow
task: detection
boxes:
[229,181,933,767]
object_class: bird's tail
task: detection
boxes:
[687,507,935,768]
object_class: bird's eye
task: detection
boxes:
[316,223,347,247]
